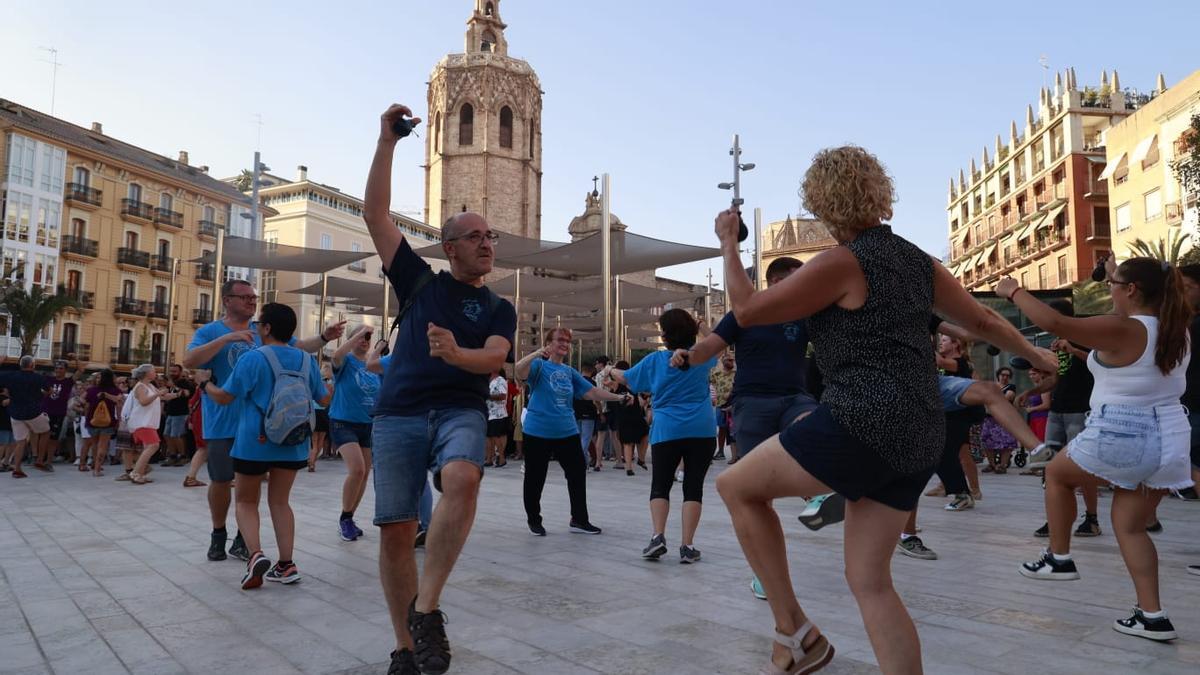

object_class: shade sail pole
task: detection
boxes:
[614,273,621,359]
[317,273,328,362]
[601,173,611,357]
[539,301,545,343]
[381,282,390,335]
[514,271,521,357]
[164,258,179,368]
[214,227,226,309]
[754,207,763,290]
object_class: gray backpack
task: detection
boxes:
[256,347,314,446]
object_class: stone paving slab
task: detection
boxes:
[1,457,1198,674]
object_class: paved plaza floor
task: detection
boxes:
[2,455,1199,674]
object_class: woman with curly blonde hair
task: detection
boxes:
[714,146,1057,674]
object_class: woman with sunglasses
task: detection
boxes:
[514,327,631,536]
[1001,257,1192,642]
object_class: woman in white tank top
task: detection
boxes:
[124,364,181,485]
[996,256,1192,643]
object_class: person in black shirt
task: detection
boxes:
[162,364,195,467]
[1177,264,1200,502]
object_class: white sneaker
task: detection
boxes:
[674,470,684,482]
[1025,443,1055,469]
[520,464,526,474]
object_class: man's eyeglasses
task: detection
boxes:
[227,294,259,302]
[444,231,500,246]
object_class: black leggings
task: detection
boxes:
[936,415,972,495]
[523,434,590,527]
[650,437,715,503]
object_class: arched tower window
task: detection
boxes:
[485,2,494,17]
[528,117,536,158]
[481,30,496,53]
[499,106,513,149]
[459,103,474,146]
[434,112,442,152]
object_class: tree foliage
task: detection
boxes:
[0,284,81,357]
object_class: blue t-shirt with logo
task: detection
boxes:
[330,353,380,424]
[623,350,717,444]
[375,239,517,417]
[222,345,326,462]
[522,359,594,439]
[713,312,810,398]
[188,320,296,440]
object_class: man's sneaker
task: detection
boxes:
[713,451,726,460]
[641,534,667,560]
[265,561,301,584]
[407,599,451,675]
[228,532,250,561]
[945,494,975,511]
[569,520,602,535]
[1175,486,1199,501]
[241,551,271,590]
[387,648,419,675]
[339,518,359,542]
[797,493,846,531]
[1075,514,1102,537]
[353,521,364,538]
[897,536,938,560]
[414,529,427,548]
[1034,522,1050,538]
[749,576,767,600]
[207,531,228,561]
[1113,608,1178,641]
[1025,443,1055,469]
[528,523,547,536]
[679,545,701,564]
[1019,550,1080,580]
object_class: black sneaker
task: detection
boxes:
[569,521,602,535]
[407,599,451,675]
[228,532,250,561]
[1175,486,1199,501]
[207,530,227,562]
[713,451,726,460]
[679,545,701,564]
[414,529,427,548]
[641,534,667,560]
[1113,608,1178,641]
[387,648,419,675]
[1034,522,1049,538]
[1146,521,1163,534]
[529,522,547,536]
[1075,514,1102,537]
[1019,550,1080,580]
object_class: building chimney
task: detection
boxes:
[199,165,209,174]
[297,165,308,181]
[178,151,189,165]
[90,122,103,134]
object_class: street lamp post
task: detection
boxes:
[717,134,757,287]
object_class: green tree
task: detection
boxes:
[0,283,81,357]
[1171,113,1200,196]
[1125,232,1191,263]
[1072,280,1112,316]
[232,169,253,192]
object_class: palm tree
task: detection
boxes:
[1071,280,1112,316]
[1125,232,1191,263]
[0,283,81,357]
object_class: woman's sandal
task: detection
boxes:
[130,473,153,485]
[760,622,835,675]
[182,476,207,488]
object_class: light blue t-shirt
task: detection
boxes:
[330,353,380,424]
[188,320,297,440]
[623,350,717,444]
[522,359,594,439]
[222,345,326,462]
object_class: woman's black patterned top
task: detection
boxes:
[806,225,944,473]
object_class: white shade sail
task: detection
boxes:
[497,230,721,276]
[192,236,371,273]
[411,230,570,268]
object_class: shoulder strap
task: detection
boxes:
[388,269,437,345]
[259,345,285,377]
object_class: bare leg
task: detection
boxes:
[234,473,265,553]
[1112,487,1163,612]
[962,382,1041,449]
[902,507,919,535]
[1082,483,1099,515]
[1144,489,1166,527]
[186,448,208,481]
[650,498,669,535]
[339,442,367,513]
[681,501,702,547]
[266,469,298,560]
[1045,452,1100,554]
[415,461,481,612]
[353,448,373,511]
[380,521,420,650]
[623,442,634,470]
[637,437,648,464]
[958,445,979,494]
[132,442,159,477]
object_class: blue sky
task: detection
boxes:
[3,1,1195,285]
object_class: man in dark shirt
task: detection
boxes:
[162,364,196,467]
[0,355,50,478]
[365,103,517,675]
[40,359,78,469]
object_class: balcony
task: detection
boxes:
[64,183,102,209]
[113,296,148,318]
[194,263,215,284]
[120,198,155,223]
[198,220,223,240]
[56,285,96,311]
[147,301,173,323]
[1167,201,1184,226]
[60,235,99,260]
[347,260,367,273]
[1084,180,1109,198]
[52,342,92,362]
[110,347,167,367]
[1088,222,1112,240]
[116,247,151,270]
[150,254,175,277]
[154,207,183,229]
[192,309,214,325]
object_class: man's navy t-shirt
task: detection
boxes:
[374,238,517,416]
[712,311,810,398]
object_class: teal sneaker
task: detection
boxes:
[749,576,767,601]
[797,493,846,531]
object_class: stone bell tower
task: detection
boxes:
[424,0,543,238]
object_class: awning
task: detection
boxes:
[411,230,569,268]
[1037,204,1066,230]
[981,243,998,262]
[497,230,721,276]
[960,255,975,273]
[1098,152,1126,180]
[1015,222,1036,241]
[972,251,987,269]
[954,226,970,247]
[1130,134,1158,164]
[191,236,372,273]
[487,272,600,302]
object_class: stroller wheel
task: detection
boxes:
[1013,450,1028,468]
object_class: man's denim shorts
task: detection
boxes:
[938,375,975,412]
[371,408,486,526]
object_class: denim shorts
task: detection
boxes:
[164,414,189,438]
[371,408,486,525]
[732,392,819,455]
[1067,404,1193,490]
[330,419,372,449]
[938,375,974,412]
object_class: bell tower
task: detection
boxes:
[424,0,543,238]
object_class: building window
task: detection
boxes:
[481,30,496,52]
[154,285,167,305]
[499,106,513,148]
[70,218,85,238]
[434,112,442,152]
[320,233,332,250]
[118,329,132,353]
[121,279,136,299]
[1093,206,1111,238]
[1038,263,1048,290]
[66,269,81,292]
[160,192,173,211]
[3,192,33,242]
[158,239,170,258]
[125,231,139,250]
[529,117,536,158]
[1144,189,1162,220]
[261,271,277,303]
[36,198,61,247]
[1115,203,1131,232]
[62,323,78,350]
[7,133,37,187]
[73,166,90,187]
[459,103,474,146]
[1057,255,1068,286]
[485,2,494,16]
[40,145,65,194]
[128,183,142,202]
[203,205,215,222]
[199,292,211,311]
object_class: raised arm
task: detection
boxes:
[514,346,549,381]
[583,386,632,404]
[366,339,389,374]
[364,104,422,270]
[183,330,250,369]
[332,325,371,369]
[995,276,1141,357]
[670,332,728,369]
